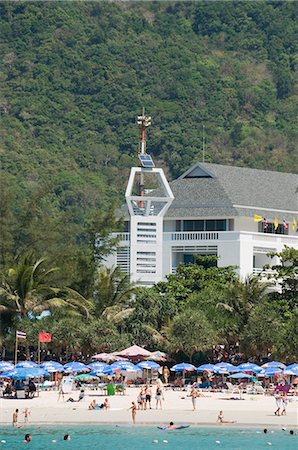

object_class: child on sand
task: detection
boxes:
[22,408,30,423]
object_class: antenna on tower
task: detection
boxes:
[137,107,151,155]
[202,124,206,163]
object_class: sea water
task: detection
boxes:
[0,426,296,449]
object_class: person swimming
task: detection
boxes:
[24,434,32,443]
[63,434,71,440]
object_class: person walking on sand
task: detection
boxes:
[22,408,30,423]
[281,393,288,416]
[12,409,19,427]
[190,385,197,411]
[274,393,282,416]
[129,401,137,424]
[145,385,152,410]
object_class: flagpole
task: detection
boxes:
[38,336,41,366]
[37,334,41,397]
[14,335,18,365]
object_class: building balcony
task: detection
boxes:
[112,231,298,246]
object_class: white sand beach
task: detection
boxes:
[1,388,297,428]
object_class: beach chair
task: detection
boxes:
[225,382,241,395]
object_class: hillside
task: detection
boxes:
[0,1,297,290]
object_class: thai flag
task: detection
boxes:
[16,330,26,339]
[283,220,288,230]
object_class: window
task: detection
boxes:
[183,219,227,232]
[258,222,288,235]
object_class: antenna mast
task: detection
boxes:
[202,124,205,163]
[137,108,151,207]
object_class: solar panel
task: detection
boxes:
[138,153,155,168]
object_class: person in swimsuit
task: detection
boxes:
[22,408,30,423]
[129,401,137,424]
[24,434,32,443]
[217,410,236,424]
[12,409,19,427]
[190,386,197,411]
[145,385,152,409]
[156,385,163,410]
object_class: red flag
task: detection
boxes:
[39,332,52,343]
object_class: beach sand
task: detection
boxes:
[1,388,297,428]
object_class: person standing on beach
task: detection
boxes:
[129,401,137,424]
[163,366,170,385]
[155,385,164,409]
[12,409,19,427]
[145,385,152,410]
[190,385,197,411]
[22,408,30,423]
[274,393,282,416]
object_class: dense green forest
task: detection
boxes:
[1,0,297,292]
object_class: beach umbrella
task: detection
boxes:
[87,362,109,371]
[1,367,49,379]
[0,361,14,372]
[74,374,98,381]
[137,361,160,370]
[41,362,64,372]
[283,367,298,376]
[197,364,215,372]
[90,367,114,376]
[91,353,123,362]
[110,361,140,372]
[116,345,151,360]
[145,351,167,362]
[15,361,38,368]
[63,362,90,373]
[229,372,254,379]
[259,368,283,376]
[237,363,262,373]
[214,363,238,373]
[171,363,196,372]
[261,361,286,369]
[285,363,298,371]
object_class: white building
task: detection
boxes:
[105,160,298,286]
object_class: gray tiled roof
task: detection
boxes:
[166,163,298,220]
[119,163,298,221]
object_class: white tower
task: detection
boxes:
[125,110,174,285]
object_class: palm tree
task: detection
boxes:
[0,253,92,322]
[220,275,271,326]
[93,266,136,317]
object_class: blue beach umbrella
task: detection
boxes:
[0,361,14,372]
[259,368,283,376]
[16,361,38,368]
[197,364,215,372]
[285,363,298,371]
[41,361,64,372]
[283,367,298,376]
[64,362,90,373]
[214,363,238,373]
[1,367,49,379]
[229,372,254,379]
[171,363,196,372]
[87,362,109,371]
[110,361,136,371]
[262,361,285,369]
[137,361,160,370]
[90,367,114,376]
[237,363,262,373]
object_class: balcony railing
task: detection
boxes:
[164,231,219,241]
[112,231,298,244]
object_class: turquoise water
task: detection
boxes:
[0,426,296,449]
